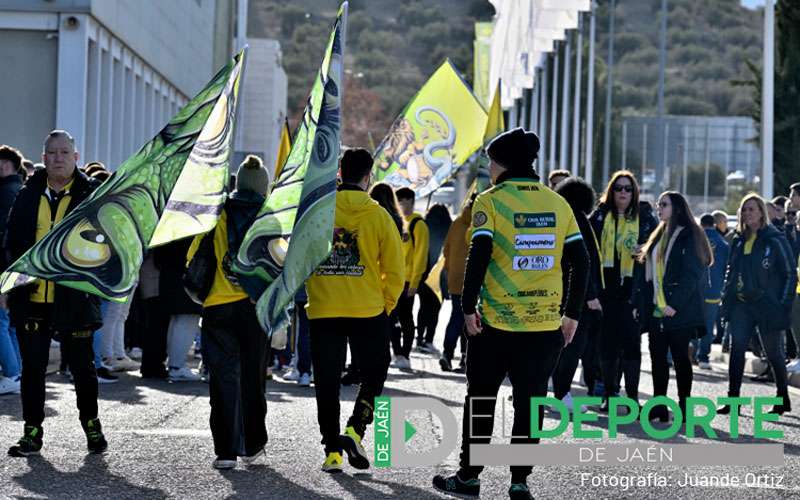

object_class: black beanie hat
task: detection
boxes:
[486,127,540,175]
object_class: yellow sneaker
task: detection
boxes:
[321,451,343,473]
[340,426,369,470]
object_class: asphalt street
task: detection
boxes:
[1,301,798,499]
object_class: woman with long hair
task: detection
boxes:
[718,194,795,415]
[589,171,658,411]
[369,182,403,235]
[416,204,452,352]
[634,192,712,421]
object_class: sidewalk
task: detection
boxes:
[709,343,800,389]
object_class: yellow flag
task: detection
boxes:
[373,60,488,198]
[484,81,505,143]
[274,117,292,180]
[424,254,446,303]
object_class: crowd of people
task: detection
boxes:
[0,125,798,499]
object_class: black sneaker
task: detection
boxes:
[439,357,453,372]
[97,367,119,384]
[82,418,108,454]
[453,363,466,374]
[8,425,43,457]
[432,472,480,497]
[509,482,534,500]
[340,426,369,470]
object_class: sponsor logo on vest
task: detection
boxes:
[514,212,556,228]
[515,234,556,249]
[513,255,555,271]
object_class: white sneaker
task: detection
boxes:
[298,373,311,387]
[560,392,587,414]
[0,376,21,395]
[127,348,143,361]
[213,458,236,470]
[169,367,201,382]
[110,356,140,372]
[698,361,712,370]
[240,447,265,466]
[787,359,800,373]
[282,368,300,381]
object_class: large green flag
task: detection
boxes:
[0,50,246,300]
[235,3,346,331]
[373,60,488,199]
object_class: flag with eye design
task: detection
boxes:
[235,2,346,332]
[0,49,245,301]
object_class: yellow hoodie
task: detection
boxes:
[403,212,430,289]
[306,187,405,319]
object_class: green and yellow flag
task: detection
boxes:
[373,60,487,198]
[0,50,246,300]
[273,117,292,181]
[463,81,506,209]
[235,3,347,331]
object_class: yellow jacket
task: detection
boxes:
[306,187,405,319]
[403,212,429,289]
[187,209,249,308]
[443,206,471,295]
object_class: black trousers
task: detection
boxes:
[310,313,391,454]
[648,326,694,405]
[202,299,268,459]
[416,282,441,345]
[459,326,563,483]
[17,306,98,427]
[140,297,170,377]
[580,316,602,395]
[553,311,599,399]
[728,304,789,399]
[599,296,641,400]
[392,284,415,357]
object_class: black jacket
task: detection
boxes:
[5,168,102,331]
[633,228,707,334]
[588,200,658,301]
[721,224,796,331]
[0,173,22,269]
[155,239,202,316]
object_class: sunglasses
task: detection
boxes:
[613,185,633,193]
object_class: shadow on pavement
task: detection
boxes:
[221,464,339,499]
[11,453,166,499]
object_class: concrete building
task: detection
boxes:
[0,0,240,168]
[234,38,287,180]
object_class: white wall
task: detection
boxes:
[235,38,288,178]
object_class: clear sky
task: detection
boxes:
[741,0,765,8]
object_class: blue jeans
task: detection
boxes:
[442,295,466,361]
[0,308,21,378]
[692,302,719,363]
[93,301,109,369]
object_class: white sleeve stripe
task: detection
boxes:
[565,233,583,243]
[472,229,493,239]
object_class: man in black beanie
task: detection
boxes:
[433,128,589,500]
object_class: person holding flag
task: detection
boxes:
[6,130,105,457]
[433,128,588,499]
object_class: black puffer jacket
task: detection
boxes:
[5,168,102,331]
[721,224,796,331]
[556,178,602,304]
[633,228,707,334]
[588,200,658,301]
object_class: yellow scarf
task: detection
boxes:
[653,235,668,317]
[601,213,639,283]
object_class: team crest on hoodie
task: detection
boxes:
[316,227,365,276]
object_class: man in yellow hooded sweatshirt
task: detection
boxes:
[306,149,404,473]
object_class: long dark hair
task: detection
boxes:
[639,191,712,266]
[369,182,403,232]
[599,170,640,219]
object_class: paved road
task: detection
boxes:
[1,303,798,499]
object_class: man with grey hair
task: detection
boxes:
[5,130,106,457]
